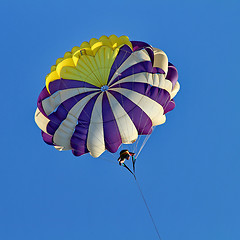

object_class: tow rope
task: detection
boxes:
[122,161,163,240]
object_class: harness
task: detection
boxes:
[120,150,130,157]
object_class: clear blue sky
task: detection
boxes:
[0,1,239,239]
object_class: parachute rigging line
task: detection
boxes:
[134,176,163,240]
[95,154,162,240]
[132,156,136,173]
[123,163,136,179]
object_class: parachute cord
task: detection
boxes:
[135,126,155,159]
[134,176,163,240]
[136,135,149,158]
[97,155,163,240]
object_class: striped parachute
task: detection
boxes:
[35,35,180,158]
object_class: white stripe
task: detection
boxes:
[108,49,151,86]
[87,94,105,157]
[170,81,180,99]
[106,92,138,144]
[42,87,99,115]
[53,92,99,150]
[110,88,164,126]
[110,72,173,95]
[152,47,168,76]
[54,146,64,151]
[34,108,50,133]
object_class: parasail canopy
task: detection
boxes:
[35,35,180,158]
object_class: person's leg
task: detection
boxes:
[119,159,125,166]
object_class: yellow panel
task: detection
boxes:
[72,50,81,65]
[64,52,72,59]
[91,42,103,55]
[80,41,90,49]
[51,65,56,72]
[71,46,80,53]
[109,35,118,45]
[56,58,75,76]
[60,66,82,80]
[56,57,63,65]
[45,35,133,93]
[46,71,60,92]
[89,38,99,47]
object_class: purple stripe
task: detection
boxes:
[157,89,171,111]
[166,63,178,88]
[46,91,98,135]
[41,131,54,145]
[144,83,170,108]
[107,45,133,84]
[37,87,51,117]
[164,99,175,114]
[131,41,154,64]
[70,93,100,156]
[109,61,164,87]
[48,79,99,94]
[109,90,153,135]
[110,82,171,110]
[102,93,122,153]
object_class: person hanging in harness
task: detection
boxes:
[118,150,137,174]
